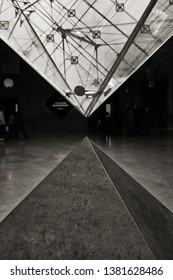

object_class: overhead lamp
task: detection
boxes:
[3,78,14,88]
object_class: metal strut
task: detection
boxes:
[11,1,72,91]
[85,0,159,117]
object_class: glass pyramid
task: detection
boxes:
[0,0,173,116]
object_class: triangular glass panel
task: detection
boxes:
[0,0,173,116]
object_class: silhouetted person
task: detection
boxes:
[104,112,111,141]
[134,107,142,135]
[8,111,16,139]
[114,109,123,136]
[127,105,135,136]
[143,107,151,136]
[14,107,28,139]
[0,103,6,142]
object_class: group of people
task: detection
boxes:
[90,105,153,138]
[0,102,28,143]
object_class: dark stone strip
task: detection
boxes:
[91,140,173,260]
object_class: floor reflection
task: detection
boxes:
[0,131,173,222]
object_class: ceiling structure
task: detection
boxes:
[0,0,173,116]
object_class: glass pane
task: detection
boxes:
[0,0,172,116]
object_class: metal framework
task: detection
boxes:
[85,0,159,116]
[0,0,173,116]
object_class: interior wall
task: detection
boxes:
[0,40,88,135]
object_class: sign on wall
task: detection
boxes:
[45,93,72,119]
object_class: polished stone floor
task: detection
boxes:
[0,131,173,223]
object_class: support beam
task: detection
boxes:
[55,25,97,47]
[22,0,40,11]
[11,0,72,91]
[83,0,148,56]
[54,1,98,48]
[85,0,159,117]
[62,35,66,80]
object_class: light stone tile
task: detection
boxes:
[0,194,11,212]
[0,211,8,223]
